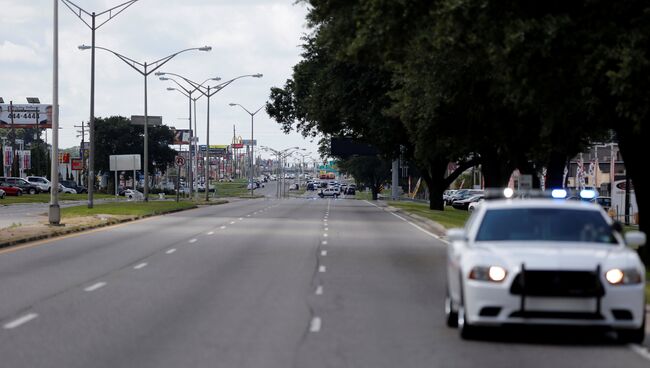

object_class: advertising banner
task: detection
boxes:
[19,150,31,170]
[58,152,70,163]
[3,146,12,167]
[172,129,191,145]
[0,104,53,128]
[241,139,257,146]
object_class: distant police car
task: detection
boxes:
[445,188,647,342]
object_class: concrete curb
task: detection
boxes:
[0,201,227,250]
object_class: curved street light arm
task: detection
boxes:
[61,0,139,30]
[86,46,211,76]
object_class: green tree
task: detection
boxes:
[338,155,391,200]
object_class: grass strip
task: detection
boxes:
[0,193,115,205]
[61,201,196,218]
[388,201,470,229]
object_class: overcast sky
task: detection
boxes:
[0,0,319,161]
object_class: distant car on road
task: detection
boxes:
[318,188,340,198]
[445,193,647,342]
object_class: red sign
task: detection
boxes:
[232,143,244,149]
[58,152,70,163]
[71,158,83,170]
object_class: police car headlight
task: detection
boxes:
[469,266,507,282]
[605,268,642,285]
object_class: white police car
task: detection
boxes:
[445,188,647,342]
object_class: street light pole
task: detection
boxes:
[49,0,60,225]
[79,45,211,201]
[162,74,262,201]
[159,73,219,199]
[62,0,139,209]
[229,103,264,198]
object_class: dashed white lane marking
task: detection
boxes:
[166,248,177,254]
[324,227,329,231]
[189,238,197,243]
[321,250,328,256]
[207,231,214,235]
[230,221,235,225]
[247,215,251,217]
[321,241,328,246]
[134,263,147,270]
[629,344,650,362]
[363,200,447,244]
[315,285,323,295]
[3,313,38,330]
[239,217,243,220]
[319,265,326,273]
[84,282,106,292]
[220,225,227,229]
[323,233,328,237]
[309,317,322,332]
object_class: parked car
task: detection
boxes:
[58,183,77,194]
[124,189,144,200]
[0,181,23,196]
[452,194,484,210]
[26,176,51,192]
[0,177,40,194]
[467,198,484,212]
[0,188,5,199]
[60,180,87,194]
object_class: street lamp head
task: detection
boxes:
[253,73,263,78]
[199,46,212,52]
[154,71,166,76]
[211,77,221,81]
[166,87,175,91]
[78,45,91,50]
[159,77,170,81]
[229,103,237,106]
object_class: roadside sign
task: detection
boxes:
[175,155,186,167]
[130,115,162,126]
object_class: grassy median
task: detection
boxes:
[61,201,197,218]
[388,201,470,229]
[0,193,115,205]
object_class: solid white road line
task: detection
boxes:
[84,282,106,292]
[321,250,328,256]
[309,317,322,332]
[166,248,177,254]
[189,238,197,243]
[315,285,323,295]
[629,344,650,362]
[3,313,38,329]
[363,200,447,244]
[319,265,326,273]
[134,263,147,270]
[207,231,214,235]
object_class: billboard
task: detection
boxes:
[172,129,192,145]
[71,158,84,171]
[242,139,257,146]
[130,115,162,126]
[0,104,53,128]
[109,154,142,171]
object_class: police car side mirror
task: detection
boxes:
[624,231,646,249]
[447,228,468,242]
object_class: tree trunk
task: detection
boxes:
[480,149,513,188]
[615,124,648,265]
[545,151,567,189]
[371,185,379,200]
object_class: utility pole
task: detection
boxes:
[74,121,88,186]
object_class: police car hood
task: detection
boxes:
[475,242,626,270]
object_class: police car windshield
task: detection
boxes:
[475,208,617,244]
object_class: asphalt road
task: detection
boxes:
[0,198,648,367]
